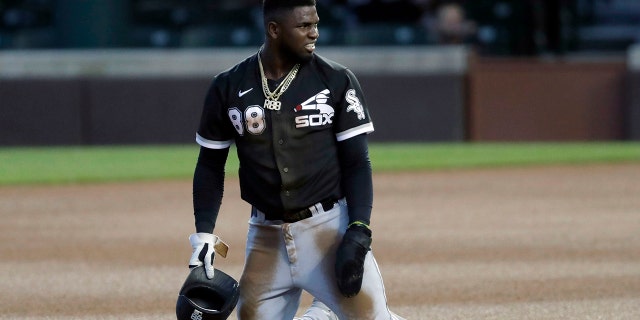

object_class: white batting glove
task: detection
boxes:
[188,232,229,279]
[189,233,218,279]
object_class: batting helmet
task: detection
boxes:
[176,266,240,320]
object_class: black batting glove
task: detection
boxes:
[335,224,372,297]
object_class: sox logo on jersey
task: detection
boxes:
[294,89,334,128]
[227,88,363,134]
[345,89,365,120]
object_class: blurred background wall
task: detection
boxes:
[1,0,639,145]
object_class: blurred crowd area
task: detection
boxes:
[1,0,639,56]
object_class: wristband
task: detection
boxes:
[348,220,370,230]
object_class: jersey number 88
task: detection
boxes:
[228,106,266,135]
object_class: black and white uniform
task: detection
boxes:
[196,53,372,218]
[193,53,401,320]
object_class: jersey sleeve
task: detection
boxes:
[196,76,235,149]
[334,68,374,142]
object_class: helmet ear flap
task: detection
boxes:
[176,266,240,320]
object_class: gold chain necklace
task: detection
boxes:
[258,52,300,111]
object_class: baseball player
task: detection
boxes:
[188,0,404,319]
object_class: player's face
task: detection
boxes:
[278,6,319,62]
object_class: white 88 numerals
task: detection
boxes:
[228,106,266,135]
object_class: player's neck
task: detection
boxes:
[259,46,297,81]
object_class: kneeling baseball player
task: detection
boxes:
[188,0,405,319]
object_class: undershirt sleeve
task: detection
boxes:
[336,133,373,226]
[193,146,230,233]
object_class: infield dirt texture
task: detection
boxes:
[1,164,639,319]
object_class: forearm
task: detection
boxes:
[336,135,374,298]
[193,146,229,233]
[337,134,373,226]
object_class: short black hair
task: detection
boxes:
[263,0,316,21]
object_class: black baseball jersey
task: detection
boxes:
[196,53,373,218]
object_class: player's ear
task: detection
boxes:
[267,21,279,40]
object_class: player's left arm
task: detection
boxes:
[336,133,373,226]
[333,67,375,296]
[334,67,374,227]
[335,134,373,297]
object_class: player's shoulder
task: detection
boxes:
[207,54,257,98]
[310,53,358,89]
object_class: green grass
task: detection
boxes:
[0,143,638,185]
[0,145,200,185]
[369,142,640,171]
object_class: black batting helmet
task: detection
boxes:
[176,266,240,320]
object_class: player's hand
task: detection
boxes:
[188,233,218,279]
[335,224,372,297]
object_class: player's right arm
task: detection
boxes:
[189,146,228,279]
[189,75,234,279]
[193,146,229,233]
[193,74,234,232]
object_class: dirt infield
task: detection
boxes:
[1,164,639,319]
